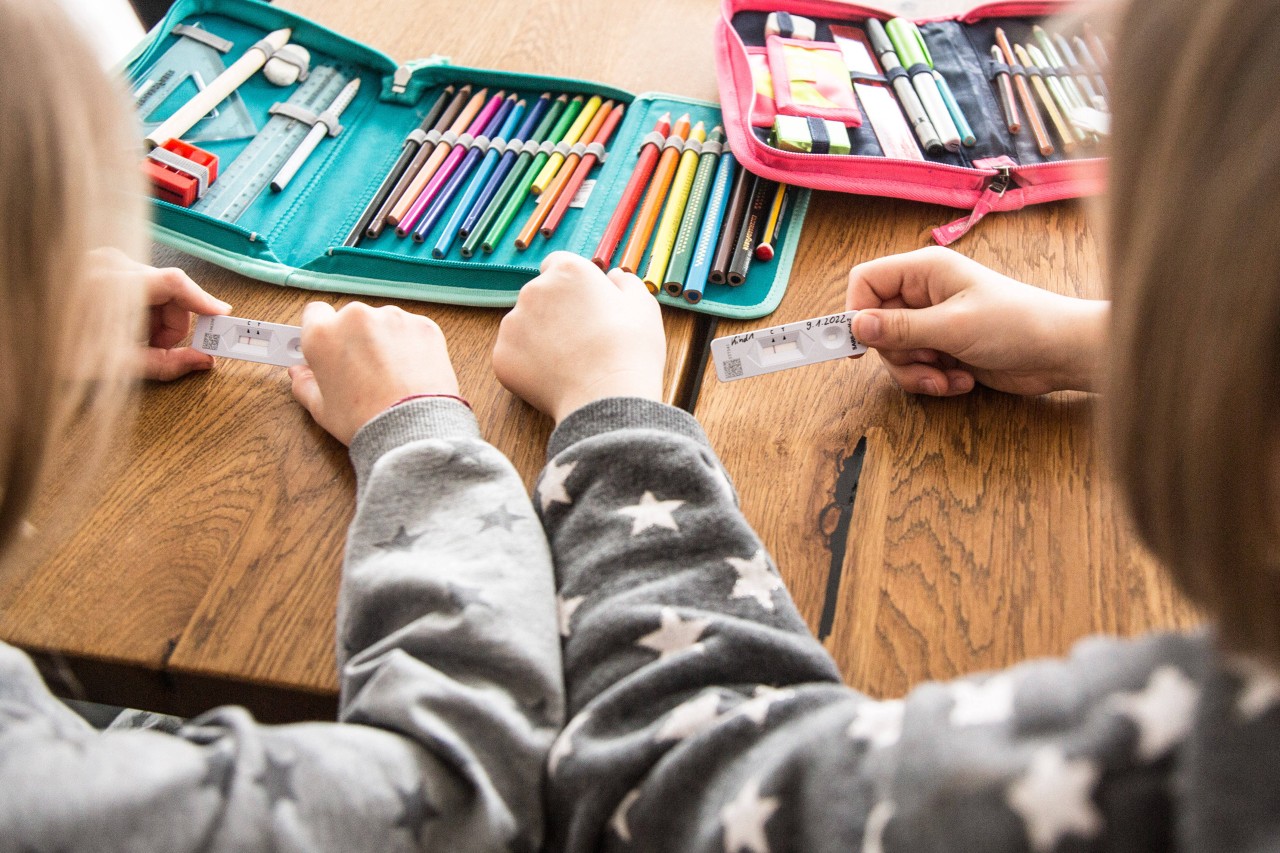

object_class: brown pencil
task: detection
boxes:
[709,163,752,284]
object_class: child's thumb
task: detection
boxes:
[853,306,960,355]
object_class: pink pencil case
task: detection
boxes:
[715,0,1106,243]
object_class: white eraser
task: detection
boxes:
[193,314,305,367]
[765,11,817,41]
[711,310,865,382]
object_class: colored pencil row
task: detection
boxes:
[591,112,789,303]
[342,86,623,258]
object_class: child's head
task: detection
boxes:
[1105,0,1280,664]
[0,0,146,558]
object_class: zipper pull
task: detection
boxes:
[391,64,414,94]
[932,167,1012,246]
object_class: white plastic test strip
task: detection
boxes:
[710,310,867,382]
[193,315,304,367]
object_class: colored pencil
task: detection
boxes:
[530,95,603,195]
[683,148,735,305]
[516,100,616,250]
[990,46,1021,134]
[399,90,506,236]
[709,161,752,284]
[459,93,557,242]
[995,28,1052,156]
[1083,22,1109,68]
[367,85,469,239]
[388,86,488,226]
[663,126,723,296]
[1072,36,1108,101]
[618,113,691,274]
[728,176,771,285]
[754,182,788,262]
[1015,44,1075,153]
[411,92,517,242]
[479,95,584,253]
[591,113,671,270]
[461,94,568,258]
[344,85,454,247]
[432,97,530,259]
[641,121,706,292]
[541,103,626,238]
[1053,33,1102,110]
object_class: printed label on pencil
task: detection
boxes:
[710,311,866,382]
[192,315,305,367]
[569,179,596,209]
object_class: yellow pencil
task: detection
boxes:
[642,121,706,293]
[531,95,603,195]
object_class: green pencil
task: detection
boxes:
[461,94,569,258]
[663,126,724,296]
[480,95,584,253]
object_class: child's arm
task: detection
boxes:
[0,304,561,851]
[847,246,1109,396]
[496,256,1203,853]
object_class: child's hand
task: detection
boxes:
[493,252,665,423]
[847,246,1107,396]
[140,264,233,380]
[289,302,461,446]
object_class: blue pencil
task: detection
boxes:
[431,98,528,258]
[413,93,518,243]
[682,150,736,305]
[459,93,553,240]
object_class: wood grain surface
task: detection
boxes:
[695,191,1201,700]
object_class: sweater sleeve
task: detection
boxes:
[0,398,562,853]
[537,397,1209,853]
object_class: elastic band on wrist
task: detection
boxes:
[388,393,473,411]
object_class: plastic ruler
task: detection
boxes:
[135,28,256,144]
[192,65,349,223]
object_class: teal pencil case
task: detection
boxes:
[124,0,810,319]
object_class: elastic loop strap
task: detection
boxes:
[662,134,685,152]
[885,65,910,84]
[806,117,830,155]
[1009,63,1028,77]
[684,138,703,156]
[700,139,724,156]
[148,147,210,197]
[1070,62,1087,76]
[907,62,932,78]
[407,129,428,145]
[553,141,572,156]
[251,37,279,61]
[269,102,319,125]
[585,142,607,160]
[642,130,666,148]
[777,11,794,37]
[850,71,889,85]
[457,133,475,148]
[522,139,542,155]
[316,109,343,136]
[489,138,507,156]
[989,56,1010,80]
[424,129,443,145]
[569,142,588,157]
[172,24,232,53]
[471,135,491,153]
[441,130,460,145]
[1037,65,1055,78]
[538,140,556,155]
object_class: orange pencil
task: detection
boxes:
[618,113,691,275]
[388,87,488,226]
[995,28,1052,156]
[543,103,625,238]
[516,101,615,250]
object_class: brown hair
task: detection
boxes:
[1105,0,1280,663]
[0,0,146,559]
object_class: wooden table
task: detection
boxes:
[0,0,1199,721]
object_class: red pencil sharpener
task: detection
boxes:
[142,139,218,207]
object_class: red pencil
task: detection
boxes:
[618,113,691,274]
[542,104,626,239]
[591,113,672,270]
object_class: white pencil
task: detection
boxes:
[144,28,292,149]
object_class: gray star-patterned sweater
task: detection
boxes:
[0,399,562,853]
[538,398,1280,853]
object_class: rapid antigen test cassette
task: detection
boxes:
[710,310,866,382]
[193,315,304,367]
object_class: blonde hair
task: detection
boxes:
[1105,0,1280,664]
[0,0,146,559]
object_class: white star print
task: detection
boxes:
[725,685,795,726]
[558,595,585,638]
[1228,655,1280,722]
[548,711,590,775]
[727,550,783,611]
[657,691,723,742]
[636,607,712,660]
[949,674,1016,727]
[1110,665,1199,761]
[721,777,778,853]
[612,787,642,843]
[860,800,895,853]
[538,459,577,512]
[847,700,904,749]
[1005,746,1102,852]
[616,491,685,536]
